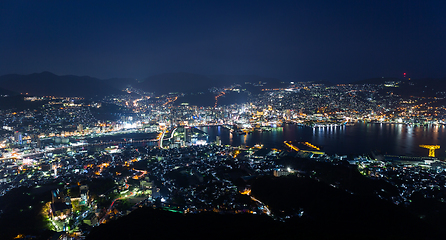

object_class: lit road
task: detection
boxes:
[160,127,177,148]
[0,138,158,162]
[284,141,299,152]
[99,190,135,224]
[240,189,272,216]
[250,195,271,216]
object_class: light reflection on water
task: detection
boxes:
[199,123,446,158]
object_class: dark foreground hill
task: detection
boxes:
[86,203,430,240]
[86,172,438,240]
[86,208,285,240]
[251,176,433,239]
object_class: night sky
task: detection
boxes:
[1,0,445,83]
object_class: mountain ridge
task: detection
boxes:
[2,72,445,98]
[0,72,123,98]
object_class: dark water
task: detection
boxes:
[198,123,446,158]
[85,132,158,142]
[61,132,159,148]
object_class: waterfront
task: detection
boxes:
[199,123,446,158]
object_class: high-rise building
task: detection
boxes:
[14,131,22,144]
[80,185,89,205]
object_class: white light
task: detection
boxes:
[195,140,207,145]
[123,122,137,129]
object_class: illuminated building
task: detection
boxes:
[274,168,294,177]
[80,185,89,205]
[50,189,72,220]
[14,131,22,144]
[140,177,154,197]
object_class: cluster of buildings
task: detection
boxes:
[141,144,280,214]
[3,141,287,235]
[355,156,446,206]
[102,80,446,131]
[2,80,446,164]
[2,80,446,238]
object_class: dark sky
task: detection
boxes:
[1,0,445,83]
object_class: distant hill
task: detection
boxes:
[351,77,401,85]
[0,72,123,98]
[173,91,250,107]
[209,74,288,94]
[138,73,287,95]
[0,72,288,98]
[0,86,18,96]
[103,77,139,90]
[312,80,335,86]
[138,72,218,95]
[393,78,446,97]
[351,77,446,97]
[208,74,284,86]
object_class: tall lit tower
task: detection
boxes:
[419,145,440,158]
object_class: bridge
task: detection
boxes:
[159,127,177,148]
